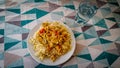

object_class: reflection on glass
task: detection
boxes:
[75,0,97,26]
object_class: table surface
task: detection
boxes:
[0,0,120,68]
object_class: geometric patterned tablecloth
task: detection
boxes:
[0,0,120,68]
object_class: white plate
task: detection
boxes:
[27,22,76,66]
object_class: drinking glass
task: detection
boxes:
[75,0,97,26]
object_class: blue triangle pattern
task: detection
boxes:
[99,38,112,44]
[101,31,111,37]
[63,64,78,68]
[4,37,20,43]
[83,33,96,39]
[77,57,90,64]
[74,32,81,38]
[21,20,33,26]
[64,5,75,10]
[24,53,30,57]
[105,17,116,22]
[94,52,106,61]
[5,23,29,35]
[89,38,101,46]
[84,26,98,38]
[34,0,45,2]
[95,52,119,65]
[7,42,22,51]
[72,30,82,38]
[94,51,119,65]
[23,8,36,14]
[7,9,20,14]
[105,52,119,65]
[0,29,4,35]
[77,54,92,61]
[95,19,108,29]
[22,41,27,48]
[5,41,20,50]
[27,0,34,2]
[0,16,5,22]
[36,8,49,19]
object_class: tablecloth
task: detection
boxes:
[0,0,120,68]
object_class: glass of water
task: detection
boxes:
[75,0,97,26]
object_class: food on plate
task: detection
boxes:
[29,21,71,62]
